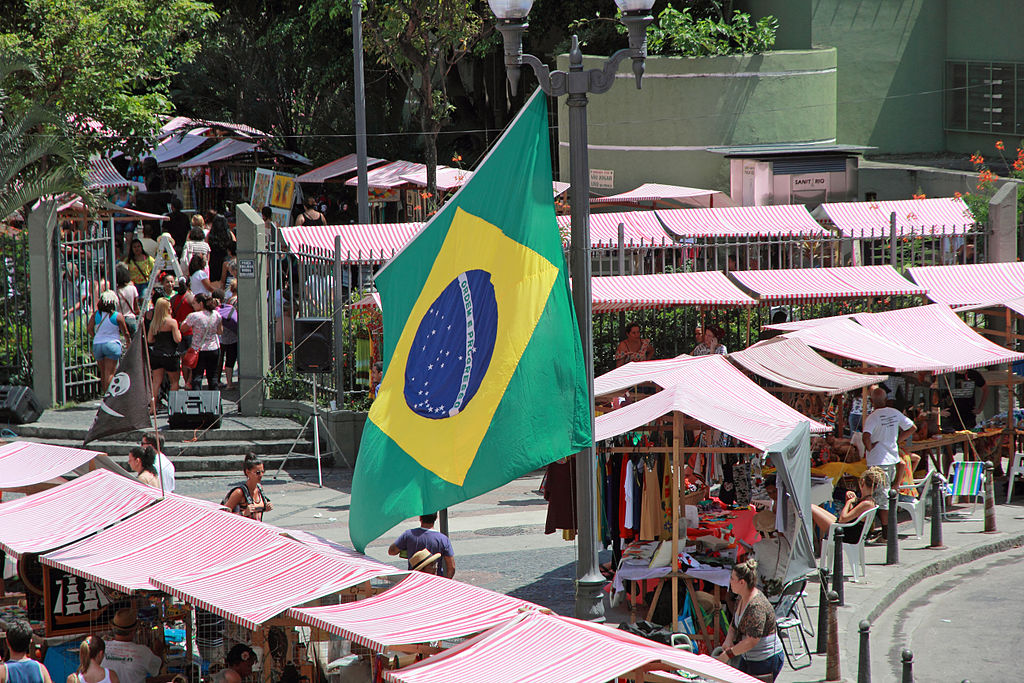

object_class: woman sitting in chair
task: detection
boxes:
[716,558,784,681]
[810,467,886,537]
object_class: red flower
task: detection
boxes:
[912,193,926,200]
[953,191,963,198]
[971,153,985,165]
[996,140,1005,150]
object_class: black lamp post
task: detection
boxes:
[488,0,655,621]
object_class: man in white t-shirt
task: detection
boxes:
[102,609,163,683]
[141,434,175,493]
[861,387,914,539]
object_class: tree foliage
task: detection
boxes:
[0,0,217,156]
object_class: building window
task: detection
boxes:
[946,60,1018,134]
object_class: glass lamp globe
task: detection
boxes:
[488,0,535,20]
[613,0,656,11]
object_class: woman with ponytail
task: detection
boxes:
[66,636,119,683]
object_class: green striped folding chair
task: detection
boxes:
[947,460,985,516]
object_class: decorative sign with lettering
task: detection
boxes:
[790,173,830,192]
[590,169,615,190]
[238,259,256,280]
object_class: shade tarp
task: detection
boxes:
[296,154,386,183]
[594,355,829,450]
[151,134,210,164]
[383,610,760,683]
[282,529,397,572]
[552,181,570,197]
[729,337,886,395]
[398,166,473,191]
[279,223,424,262]
[40,497,283,593]
[590,183,733,209]
[908,261,1024,306]
[778,317,943,372]
[0,441,106,489]
[591,271,757,313]
[658,205,827,238]
[556,210,671,246]
[765,423,816,585]
[955,296,1024,319]
[0,469,161,558]
[813,197,975,237]
[730,265,925,301]
[289,572,534,651]
[151,539,399,630]
[160,116,266,138]
[345,160,424,189]
[87,158,144,191]
[178,139,258,167]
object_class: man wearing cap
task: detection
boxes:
[388,513,456,579]
[102,610,162,683]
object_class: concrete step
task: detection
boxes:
[165,452,335,473]
[11,435,316,458]
[10,412,304,442]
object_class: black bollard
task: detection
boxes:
[857,620,871,683]
[831,527,845,606]
[825,591,841,681]
[901,649,914,683]
[930,476,944,548]
[984,461,997,533]
[887,487,899,565]
[816,573,829,654]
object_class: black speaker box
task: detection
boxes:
[168,390,222,429]
[0,385,43,424]
[294,317,333,373]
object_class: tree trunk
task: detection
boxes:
[418,68,438,206]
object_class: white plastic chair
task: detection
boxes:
[896,471,935,539]
[819,506,877,583]
[1006,452,1024,504]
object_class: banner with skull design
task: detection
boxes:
[84,327,154,446]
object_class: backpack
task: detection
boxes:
[218,302,238,333]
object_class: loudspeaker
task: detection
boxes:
[294,317,333,373]
[0,385,43,424]
[168,390,222,429]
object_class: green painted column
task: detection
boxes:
[28,201,59,407]
[235,203,268,417]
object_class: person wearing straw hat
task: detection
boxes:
[407,549,442,574]
[388,513,456,579]
[101,610,162,683]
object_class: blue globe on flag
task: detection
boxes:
[404,269,498,419]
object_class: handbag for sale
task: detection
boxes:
[182,347,199,369]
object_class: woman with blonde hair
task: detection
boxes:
[810,466,887,536]
[66,635,120,683]
[147,296,182,403]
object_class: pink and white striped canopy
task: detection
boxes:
[383,610,760,683]
[179,139,258,167]
[729,338,886,395]
[344,160,424,189]
[591,271,756,312]
[40,497,283,593]
[296,154,386,184]
[657,204,827,238]
[730,265,925,301]
[0,469,161,558]
[289,572,535,651]
[851,304,1024,372]
[594,355,828,449]
[908,261,1024,306]
[552,181,570,197]
[279,222,423,262]
[590,183,732,208]
[0,441,105,489]
[556,211,671,246]
[151,539,399,630]
[955,296,1024,319]
[780,317,943,372]
[814,197,975,237]
[283,529,397,573]
[87,158,144,191]
[398,166,473,190]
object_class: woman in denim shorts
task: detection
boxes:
[88,290,130,393]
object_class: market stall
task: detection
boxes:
[728,264,926,302]
[590,183,734,209]
[0,441,129,495]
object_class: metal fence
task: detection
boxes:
[0,230,31,386]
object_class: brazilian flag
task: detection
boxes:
[349,90,592,551]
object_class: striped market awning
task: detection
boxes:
[289,571,535,651]
[178,139,258,168]
[40,497,284,593]
[151,539,400,630]
[594,355,829,449]
[279,222,424,262]
[591,271,756,312]
[0,469,161,558]
[344,160,424,189]
[590,183,733,209]
[729,337,886,395]
[0,441,105,490]
[87,158,144,191]
[296,154,386,184]
[556,210,672,246]
[730,265,925,301]
[908,261,1024,306]
[778,317,945,372]
[383,610,761,683]
[658,204,827,238]
[398,166,472,190]
[814,197,975,237]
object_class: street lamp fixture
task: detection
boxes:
[488,0,655,623]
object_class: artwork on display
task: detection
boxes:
[270,173,296,210]
[250,168,275,211]
[42,565,118,636]
[270,207,291,228]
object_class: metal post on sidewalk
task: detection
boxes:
[984,461,998,533]
[901,649,914,683]
[831,527,845,606]
[816,573,829,654]
[887,487,899,565]
[930,476,945,548]
[858,620,871,683]
[825,590,841,682]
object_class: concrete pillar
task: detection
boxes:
[988,182,1018,263]
[235,203,268,416]
[28,201,59,407]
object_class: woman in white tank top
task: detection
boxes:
[67,636,120,683]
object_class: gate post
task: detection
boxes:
[235,203,268,416]
[28,201,59,408]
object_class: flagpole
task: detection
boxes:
[139,323,165,499]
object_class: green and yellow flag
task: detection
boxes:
[349,90,591,551]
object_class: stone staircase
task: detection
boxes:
[2,399,323,474]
